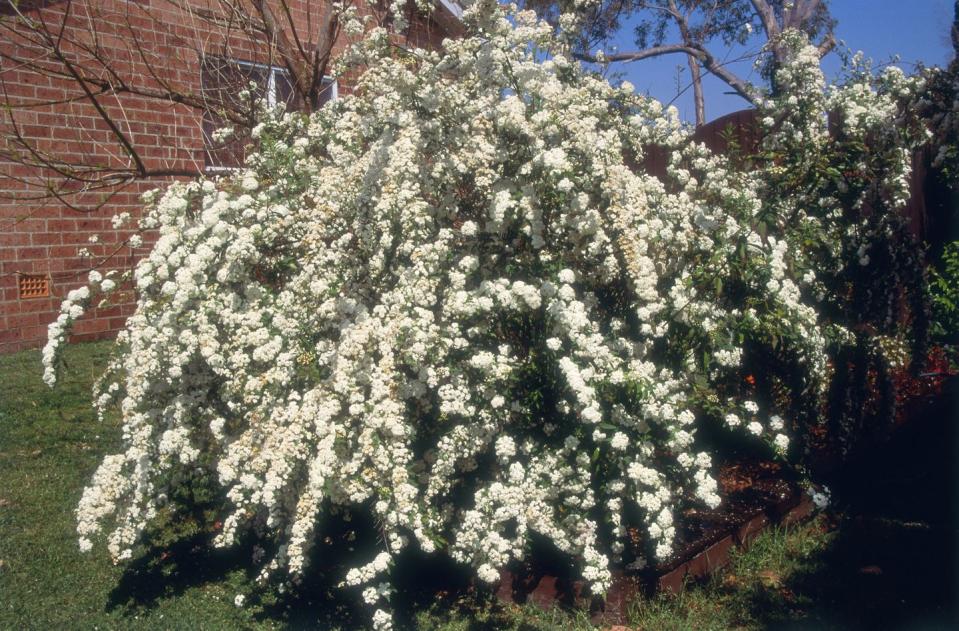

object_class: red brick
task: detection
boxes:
[7,312,40,329]
[782,496,815,526]
[658,563,688,594]
[736,513,770,546]
[0,0,459,352]
[31,232,63,246]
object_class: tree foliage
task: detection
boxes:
[525,0,836,124]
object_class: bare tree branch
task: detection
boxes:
[0,0,372,213]
[565,0,835,112]
[816,30,836,57]
[669,0,704,126]
[577,41,761,106]
[577,42,705,63]
[749,0,779,39]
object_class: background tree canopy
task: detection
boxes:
[524,0,836,124]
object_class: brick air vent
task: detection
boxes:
[18,274,50,299]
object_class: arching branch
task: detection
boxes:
[576,42,761,107]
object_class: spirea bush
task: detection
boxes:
[922,19,959,180]
[41,2,912,627]
[755,31,933,457]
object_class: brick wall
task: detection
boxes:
[0,0,461,353]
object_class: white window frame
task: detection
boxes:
[229,58,339,107]
[202,57,337,174]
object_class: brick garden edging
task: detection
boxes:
[494,490,817,625]
[655,492,815,595]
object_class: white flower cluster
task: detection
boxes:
[43,267,119,387]
[50,3,843,626]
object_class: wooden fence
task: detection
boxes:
[671,108,957,251]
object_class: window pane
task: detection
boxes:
[200,56,269,170]
[317,77,336,108]
[201,110,246,171]
[200,57,268,110]
[273,69,335,111]
[273,68,299,109]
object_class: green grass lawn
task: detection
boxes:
[1,341,955,629]
[0,341,276,630]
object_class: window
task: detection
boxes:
[200,56,336,171]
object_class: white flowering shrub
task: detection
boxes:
[38,4,893,628]
[920,7,959,180]
[755,30,934,456]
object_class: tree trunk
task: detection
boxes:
[687,53,705,127]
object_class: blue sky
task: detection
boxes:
[600,0,956,123]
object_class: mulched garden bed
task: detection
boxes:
[655,459,813,591]
[495,458,815,624]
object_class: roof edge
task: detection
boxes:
[435,0,464,20]
[430,0,465,38]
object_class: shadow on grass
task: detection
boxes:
[103,500,523,630]
[105,509,367,628]
[106,530,534,630]
[107,530,240,610]
[744,378,959,630]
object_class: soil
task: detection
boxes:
[656,459,799,576]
